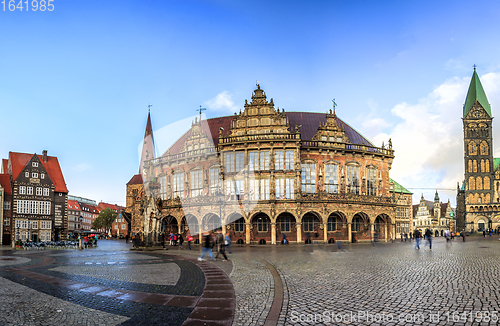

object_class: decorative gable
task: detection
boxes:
[312,109,349,144]
[229,84,291,136]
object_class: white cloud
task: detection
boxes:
[377,72,500,205]
[204,91,238,114]
[72,163,92,172]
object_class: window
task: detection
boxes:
[30,201,39,214]
[303,216,315,232]
[327,216,339,231]
[366,167,377,196]
[284,150,294,170]
[249,179,259,200]
[275,150,284,170]
[21,220,28,228]
[280,215,291,232]
[32,172,38,178]
[40,201,51,215]
[209,168,221,194]
[19,186,26,195]
[27,187,33,195]
[121,224,126,230]
[25,172,29,177]
[260,179,269,200]
[257,216,268,232]
[190,170,203,197]
[248,151,269,171]
[301,163,316,193]
[226,179,244,200]
[31,221,38,229]
[173,173,184,198]
[3,219,9,226]
[16,220,21,228]
[248,151,258,171]
[224,152,244,173]
[234,218,245,232]
[259,151,269,170]
[16,200,29,214]
[346,164,360,194]
[159,176,167,200]
[36,187,42,196]
[4,201,10,210]
[275,178,294,199]
[32,162,38,167]
[41,173,45,179]
[115,224,118,229]
[324,164,339,193]
[351,216,361,232]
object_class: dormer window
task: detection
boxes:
[32,162,38,167]
[25,172,29,177]
[41,173,45,179]
[32,172,38,178]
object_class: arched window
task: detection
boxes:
[486,159,490,172]
[468,160,472,172]
[481,160,485,173]
[468,141,477,155]
[484,177,491,190]
[476,177,483,190]
[480,141,489,155]
[473,160,478,172]
[469,177,475,190]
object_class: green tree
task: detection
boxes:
[92,208,117,229]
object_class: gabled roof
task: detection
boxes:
[389,178,412,194]
[463,68,491,118]
[2,159,7,174]
[8,152,68,193]
[97,202,118,212]
[127,174,144,185]
[164,112,374,156]
[0,174,11,195]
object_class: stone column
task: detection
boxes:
[348,223,352,243]
[222,224,226,235]
[371,223,375,242]
[323,223,328,243]
[385,224,388,242]
[246,223,251,244]
[271,223,276,245]
[296,223,302,243]
[199,232,203,244]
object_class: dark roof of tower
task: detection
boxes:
[164,112,373,156]
[463,68,491,118]
[127,174,144,185]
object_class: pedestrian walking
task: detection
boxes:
[215,231,228,261]
[187,235,193,250]
[425,228,432,250]
[224,234,232,253]
[414,229,421,249]
[198,233,213,261]
[404,233,408,242]
[282,233,288,244]
[400,232,404,242]
[178,233,184,249]
[483,230,486,237]
[461,229,466,242]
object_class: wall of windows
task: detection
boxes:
[301,163,316,193]
[346,164,360,194]
[275,178,294,199]
[248,151,270,171]
[190,170,203,197]
[225,152,244,173]
[324,164,339,193]
[274,150,294,170]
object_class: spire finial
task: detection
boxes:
[197,105,206,122]
[332,99,337,115]
[473,64,477,71]
[148,103,153,112]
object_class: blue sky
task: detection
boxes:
[2,0,500,206]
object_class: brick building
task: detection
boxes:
[2,150,68,242]
[132,85,403,245]
[389,178,413,238]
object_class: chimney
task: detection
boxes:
[42,150,48,163]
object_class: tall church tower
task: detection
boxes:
[462,67,497,232]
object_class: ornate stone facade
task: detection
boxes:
[457,69,500,232]
[134,85,400,244]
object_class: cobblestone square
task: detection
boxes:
[1,237,500,325]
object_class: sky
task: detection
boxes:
[2,0,500,206]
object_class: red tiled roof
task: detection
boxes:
[127,174,144,185]
[8,152,68,193]
[163,112,373,156]
[97,202,118,212]
[2,159,8,174]
[68,200,81,211]
[0,174,11,195]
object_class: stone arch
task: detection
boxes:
[251,212,271,244]
[226,212,246,244]
[185,214,200,237]
[277,212,296,243]
[160,215,179,234]
[202,213,222,232]
[327,211,347,242]
[351,212,370,242]
[374,214,391,241]
[301,211,324,243]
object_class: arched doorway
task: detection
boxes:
[352,213,370,242]
[374,214,390,242]
[251,213,271,244]
[277,213,296,244]
[302,212,323,243]
[203,213,222,233]
[327,212,347,242]
[185,214,200,237]
[227,212,245,244]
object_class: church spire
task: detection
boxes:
[463,67,491,118]
[139,110,156,177]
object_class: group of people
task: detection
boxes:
[482,228,498,237]
[198,230,232,261]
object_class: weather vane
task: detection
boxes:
[148,103,153,112]
[473,64,477,70]
[197,105,206,121]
